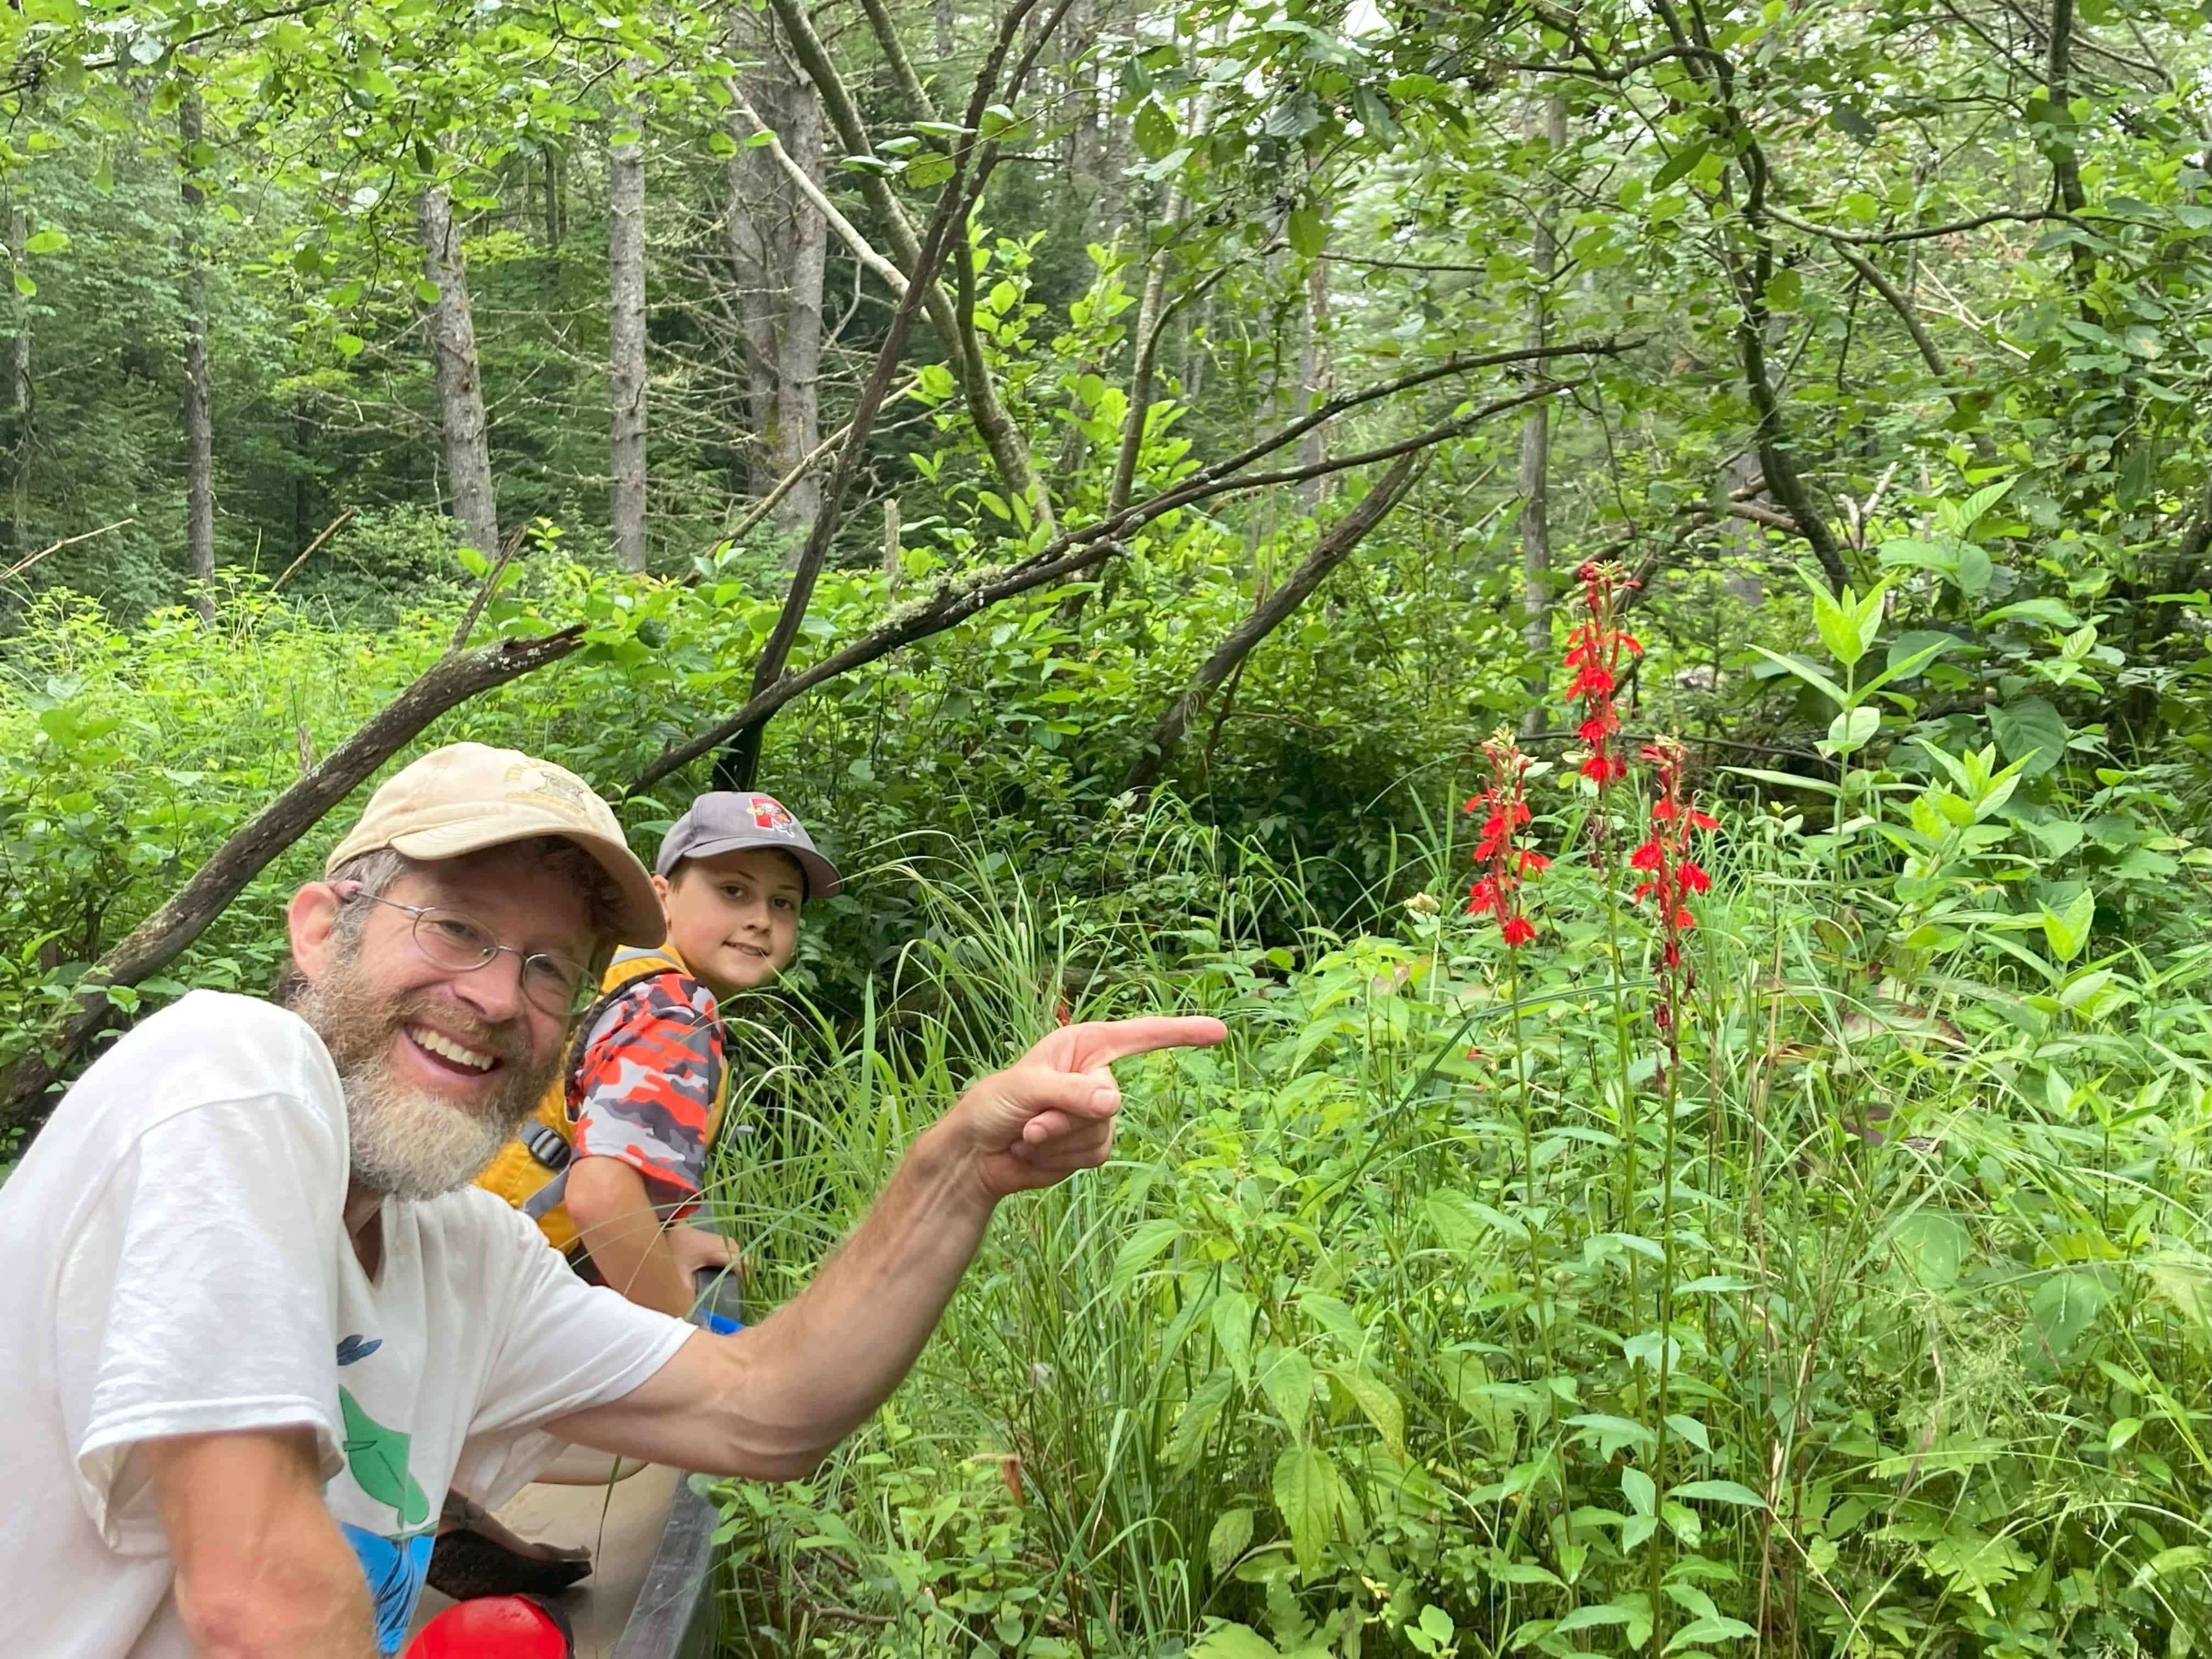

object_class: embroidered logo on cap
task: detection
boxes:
[747,794,800,836]
[504,760,600,815]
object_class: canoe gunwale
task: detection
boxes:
[610,1470,720,1659]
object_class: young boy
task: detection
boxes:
[433,792,839,1601]
[475,789,840,1313]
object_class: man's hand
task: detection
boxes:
[942,1017,1229,1198]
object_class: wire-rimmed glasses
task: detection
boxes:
[333,884,596,1018]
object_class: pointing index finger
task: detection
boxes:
[1053,1016,1228,1071]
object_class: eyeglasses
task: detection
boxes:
[334,884,596,1018]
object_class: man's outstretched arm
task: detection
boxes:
[146,1429,380,1659]
[549,1016,1226,1478]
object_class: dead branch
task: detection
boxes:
[635,383,1570,795]
[267,507,359,595]
[1123,448,1425,792]
[1,517,135,583]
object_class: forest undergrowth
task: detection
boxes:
[696,574,2210,1659]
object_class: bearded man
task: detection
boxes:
[0,743,1224,1658]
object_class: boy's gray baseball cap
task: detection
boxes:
[656,792,843,898]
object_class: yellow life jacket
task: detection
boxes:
[473,944,730,1255]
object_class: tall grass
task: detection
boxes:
[698,802,2209,1659]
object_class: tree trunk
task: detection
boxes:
[1517,92,1565,735]
[7,202,29,556]
[2044,0,2094,294]
[1122,449,1424,793]
[542,148,565,251]
[1292,250,1331,511]
[179,91,215,622]
[607,93,648,573]
[772,72,827,538]
[418,184,501,559]
[934,0,955,61]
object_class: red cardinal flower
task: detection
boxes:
[1630,739,1721,970]
[1465,729,1546,947]
[1562,562,1641,789]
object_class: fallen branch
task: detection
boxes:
[268,507,358,595]
[1124,448,1425,792]
[632,541,1115,794]
[728,93,909,298]
[635,382,1571,795]
[1,517,135,583]
[0,624,589,1137]
[708,416,860,563]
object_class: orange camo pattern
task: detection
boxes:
[569,972,723,1210]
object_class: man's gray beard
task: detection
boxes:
[294,947,560,1203]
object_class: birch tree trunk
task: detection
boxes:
[1292,250,1331,511]
[607,93,648,572]
[771,74,826,537]
[7,202,28,556]
[417,183,501,560]
[1517,92,1565,734]
[179,92,216,621]
[725,13,826,548]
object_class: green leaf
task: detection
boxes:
[1622,1466,1657,1517]
[1192,1624,1280,1659]
[1133,99,1177,161]
[1824,706,1880,755]
[2023,1268,2108,1370]
[1829,104,1877,141]
[905,153,955,189]
[1329,1367,1405,1459]
[1163,1367,1236,1469]
[332,332,364,358]
[1272,1444,1342,1576]
[1557,1605,1634,1633]
[1719,765,1843,798]
[13,270,35,297]
[23,228,67,255]
[1257,1344,1315,1437]
[1110,1216,1181,1288]
[2040,887,2095,964]
[1204,1508,1253,1578]
[1892,1212,1971,1289]
[1988,697,2069,777]
[1668,1479,1768,1508]
[1982,596,2081,630]
[1747,645,1848,710]
[1286,205,1328,257]
[1569,1413,1655,1460]
[1667,1612,1759,1649]
[1212,1288,1255,1384]
[1651,139,1710,190]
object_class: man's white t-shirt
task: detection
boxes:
[0,991,696,1657]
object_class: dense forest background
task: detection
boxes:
[2,0,2208,1656]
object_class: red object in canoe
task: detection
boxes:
[407,1594,574,1658]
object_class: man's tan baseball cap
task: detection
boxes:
[325,743,664,945]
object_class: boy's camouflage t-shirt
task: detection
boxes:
[568,970,725,1211]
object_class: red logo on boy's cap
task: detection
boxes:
[747,794,798,834]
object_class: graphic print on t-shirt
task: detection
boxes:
[335,1340,436,1654]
